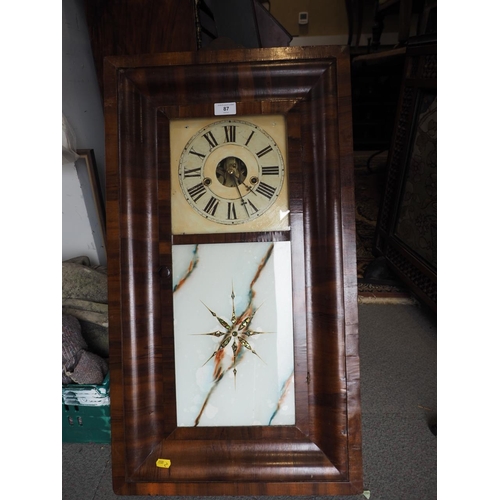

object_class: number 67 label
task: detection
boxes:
[214,102,236,116]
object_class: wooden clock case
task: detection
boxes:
[104,45,362,495]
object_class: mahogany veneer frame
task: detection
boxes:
[104,46,362,495]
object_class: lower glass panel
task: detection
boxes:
[172,241,295,427]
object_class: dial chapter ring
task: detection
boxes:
[178,119,286,225]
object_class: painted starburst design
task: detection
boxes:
[195,284,270,386]
[186,243,275,426]
[192,286,272,427]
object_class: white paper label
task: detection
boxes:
[214,102,236,116]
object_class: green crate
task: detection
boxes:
[62,374,111,443]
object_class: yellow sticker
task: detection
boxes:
[156,458,171,468]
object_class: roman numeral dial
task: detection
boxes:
[177,118,286,227]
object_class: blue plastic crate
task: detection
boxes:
[62,374,110,443]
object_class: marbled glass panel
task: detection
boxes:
[172,241,295,427]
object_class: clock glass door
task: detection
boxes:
[172,241,295,427]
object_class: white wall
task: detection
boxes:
[62,0,106,265]
[62,163,102,264]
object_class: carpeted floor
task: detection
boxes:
[62,303,437,500]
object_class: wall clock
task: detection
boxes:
[105,46,362,495]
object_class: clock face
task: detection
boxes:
[171,115,290,234]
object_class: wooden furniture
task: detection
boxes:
[84,0,198,99]
[371,0,438,51]
[373,0,410,49]
[375,36,437,311]
[104,45,362,495]
[85,0,291,100]
[345,0,364,46]
[200,0,292,48]
[351,47,406,150]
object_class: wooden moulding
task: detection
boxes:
[104,46,362,495]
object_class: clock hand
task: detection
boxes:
[230,172,251,218]
[227,160,257,195]
[241,180,258,195]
